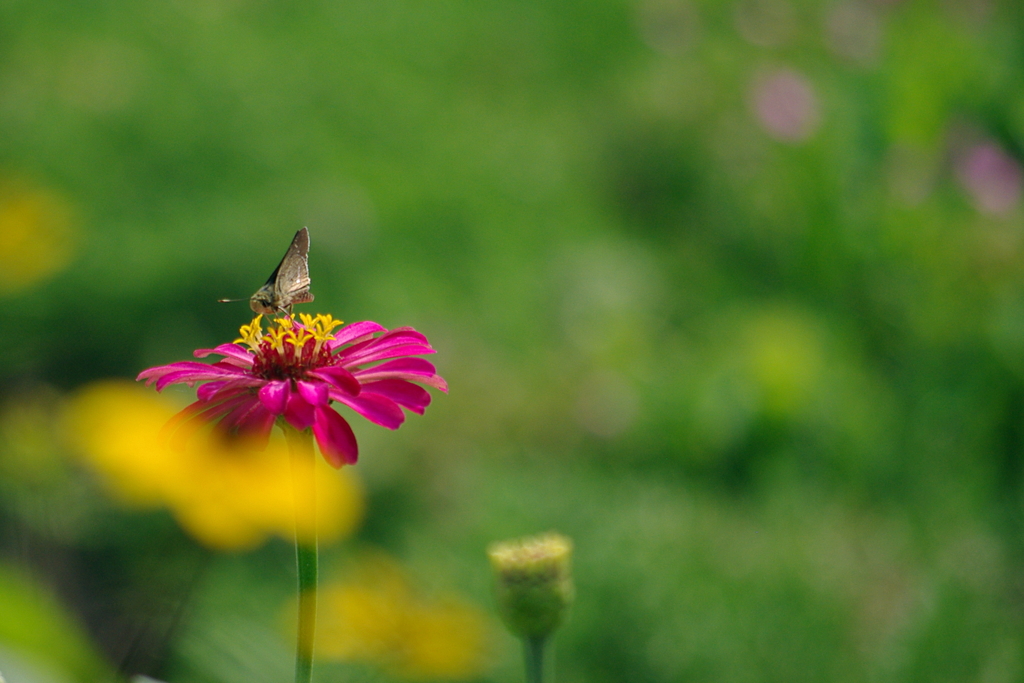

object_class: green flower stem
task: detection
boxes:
[285,424,318,683]
[524,636,546,683]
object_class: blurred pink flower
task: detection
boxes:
[138,314,446,467]
[824,2,882,67]
[956,142,1022,216]
[750,68,820,143]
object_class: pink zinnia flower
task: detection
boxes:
[137,313,447,467]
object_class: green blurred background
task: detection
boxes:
[3,0,1024,681]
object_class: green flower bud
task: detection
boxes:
[488,533,573,639]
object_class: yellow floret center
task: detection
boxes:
[235,313,344,356]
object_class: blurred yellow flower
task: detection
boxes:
[312,554,492,680]
[63,380,364,550]
[0,180,76,293]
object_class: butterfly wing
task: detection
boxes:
[250,227,313,315]
[274,227,313,308]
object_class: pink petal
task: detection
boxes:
[235,404,277,447]
[370,327,429,345]
[165,394,254,449]
[330,336,377,359]
[340,343,437,368]
[330,389,406,429]
[353,359,448,392]
[196,381,228,402]
[330,327,428,360]
[352,357,437,379]
[285,393,316,431]
[194,344,254,367]
[308,365,360,396]
[361,379,432,414]
[163,399,218,442]
[196,378,263,402]
[297,380,329,406]
[136,363,183,382]
[392,326,430,340]
[420,374,448,392]
[331,321,387,347]
[217,397,269,436]
[258,381,291,414]
[136,361,210,380]
[137,361,247,390]
[337,330,431,361]
[312,406,359,467]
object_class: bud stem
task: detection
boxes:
[524,635,547,683]
[285,424,318,683]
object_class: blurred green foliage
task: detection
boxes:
[3,0,1024,681]
[0,564,113,682]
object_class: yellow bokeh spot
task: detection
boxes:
[397,602,493,680]
[63,380,364,550]
[311,554,492,680]
[0,181,76,293]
